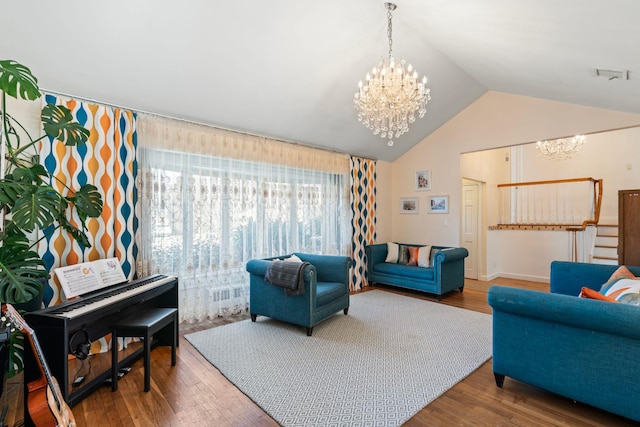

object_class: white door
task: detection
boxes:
[462,183,479,279]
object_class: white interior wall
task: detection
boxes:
[459,126,640,281]
[519,127,640,223]
[390,91,640,282]
[6,97,41,139]
[374,160,392,242]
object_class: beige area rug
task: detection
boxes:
[186,290,492,427]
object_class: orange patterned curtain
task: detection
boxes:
[38,94,138,306]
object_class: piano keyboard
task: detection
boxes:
[51,275,175,319]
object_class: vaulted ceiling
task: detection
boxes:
[2,0,639,162]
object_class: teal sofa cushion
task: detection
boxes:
[374,262,435,281]
[316,282,348,306]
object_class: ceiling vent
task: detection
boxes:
[591,68,629,80]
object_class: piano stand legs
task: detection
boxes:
[111,308,178,392]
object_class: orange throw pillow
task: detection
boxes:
[407,247,420,266]
[579,287,618,302]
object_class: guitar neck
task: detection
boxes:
[28,330,63,409]
[3,304,76,427]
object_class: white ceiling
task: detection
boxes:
[2,0,639,162]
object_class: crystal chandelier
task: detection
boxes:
[354,2,430,147]
[536,135,586,161]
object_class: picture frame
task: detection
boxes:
[428,195,449,214]
[400,197,419,214]
[415,170,431,191]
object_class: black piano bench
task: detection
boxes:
[111,307,178,392]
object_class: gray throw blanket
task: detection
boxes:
[265,261,309,296]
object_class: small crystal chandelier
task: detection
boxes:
[536,135,586,161]
[354,2,430,147]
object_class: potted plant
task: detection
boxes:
[0,59,103,377]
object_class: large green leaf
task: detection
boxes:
[13,164,47,182]
[0,245,46,304]
[69,184,103,220]
[41,104,90,146]
[0,177,28,207]
[0,223,29,246]
[57,216,92,248]
[0,60,40,101]
[0,166,46,207]
[7,328,25,377]
[11,185,63,232]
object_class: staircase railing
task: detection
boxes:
[497,177,603,230]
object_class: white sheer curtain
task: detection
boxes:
[136,114,351,322]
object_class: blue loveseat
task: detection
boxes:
[365,243,468,300]
[245,253,350,336]
[489,261,640,422]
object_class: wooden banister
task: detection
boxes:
[497,177,599,188]
[497,177,602,231]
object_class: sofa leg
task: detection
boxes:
[494,373,505,388]
[306,327,313,336]
[250,313,257,322]
[344,307,349,315]
[459,286,464,293]
[437,295,442,301]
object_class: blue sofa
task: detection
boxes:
[489,261,640,422]
[365,243,468,300]
[245,253,350,336]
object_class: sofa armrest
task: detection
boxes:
[245,258,317,284]
[245,259,272,277]
[432,247,468,265]
[488,285,640,341]
[365,243,387,270]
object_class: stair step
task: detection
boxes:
[593,255,619,260]
[591,258,619,266]
[593,225,619,265]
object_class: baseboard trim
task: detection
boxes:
[481,272,549,283]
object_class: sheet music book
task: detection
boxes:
[55,258,127,300]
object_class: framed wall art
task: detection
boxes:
[400,197,419,214]
[415,170,431,191]
[428,195,449,214]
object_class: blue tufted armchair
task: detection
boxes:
[245,253,350,336]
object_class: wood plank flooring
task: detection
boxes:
[2,278,636,426]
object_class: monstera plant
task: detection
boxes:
[0,60,103,375]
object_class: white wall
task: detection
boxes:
[518,127,640,223]
[6,96,41,138]
[458,126,640,281]
[390,91,640,282]
[374,160,393,242]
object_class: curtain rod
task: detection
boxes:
[40,88,366,160]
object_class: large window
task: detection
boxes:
[138,148,350,321]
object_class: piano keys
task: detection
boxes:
[24,274,178,408]
[48,275,176,320]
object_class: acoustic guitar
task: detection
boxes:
[3,304,76,427]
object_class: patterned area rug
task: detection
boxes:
[185,290,492,427]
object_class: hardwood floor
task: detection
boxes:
[2,278,635,426]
